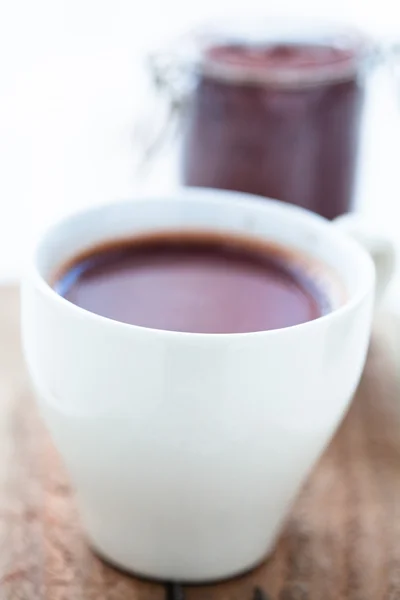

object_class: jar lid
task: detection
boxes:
[173,19,377,88]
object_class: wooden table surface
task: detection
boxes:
[1,286,400,600]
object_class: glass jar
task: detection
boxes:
[149,21,378,220]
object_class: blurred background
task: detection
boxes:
[1,0,400,307]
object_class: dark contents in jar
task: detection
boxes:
[182,42,365,220]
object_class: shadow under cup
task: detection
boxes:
[22,189,375,582]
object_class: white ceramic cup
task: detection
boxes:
[21,189,394,582]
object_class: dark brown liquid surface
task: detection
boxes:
[54,233,329,334]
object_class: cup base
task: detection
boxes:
[89,539,271,584]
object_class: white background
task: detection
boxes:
[0,0,400,307]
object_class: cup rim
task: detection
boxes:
[26,188,375,340]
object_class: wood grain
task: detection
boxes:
[0,286,399,600]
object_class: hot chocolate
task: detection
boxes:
[54,231,331,334]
